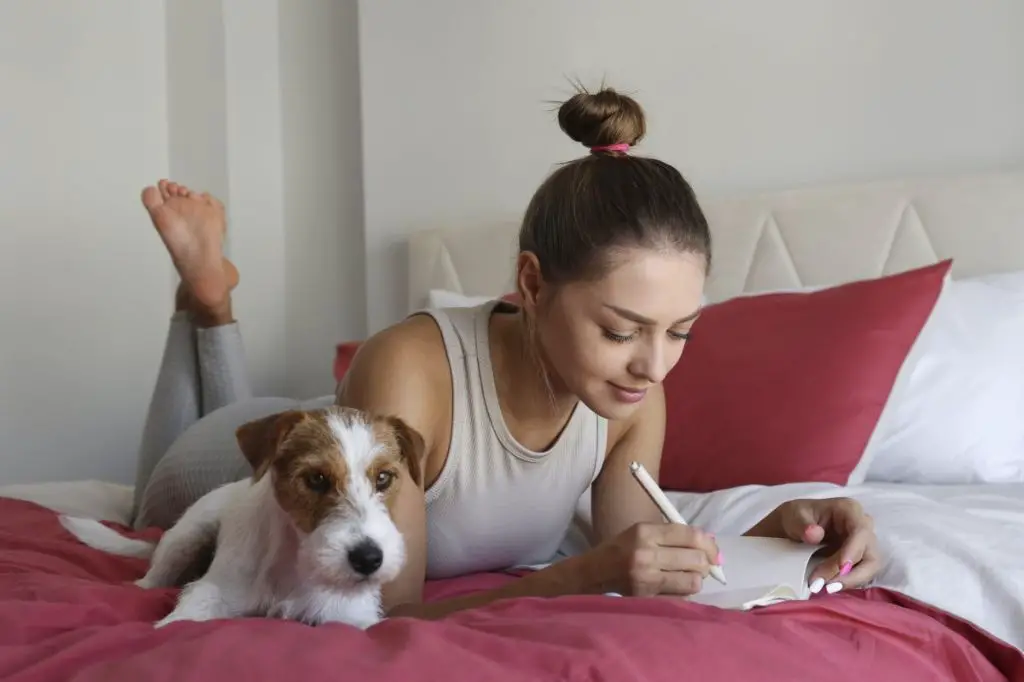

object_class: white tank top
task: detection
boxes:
[413,300,607,580]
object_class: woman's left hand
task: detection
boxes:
[769,498,882,593]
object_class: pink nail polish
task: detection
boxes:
[839,561,852,576]
[716,551,724,565]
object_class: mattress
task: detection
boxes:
[0,493,1021,681]
[4,477,1023,653]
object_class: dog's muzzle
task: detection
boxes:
[347,538,384,576]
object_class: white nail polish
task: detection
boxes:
[826,582,844,594]
[808,577,825,594]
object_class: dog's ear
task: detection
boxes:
[235,410,309,479]
[383,416,426,487]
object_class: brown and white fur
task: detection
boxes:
[60,405,423,629]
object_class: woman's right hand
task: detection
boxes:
[588,522,722,597]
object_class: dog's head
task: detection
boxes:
[234,406,424,589]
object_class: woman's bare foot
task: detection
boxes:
[142,179,228,308]
[142,179,233,323]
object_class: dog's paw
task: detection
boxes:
[153,615,177,629]
[153,612,199,629]
[355,619,380,630]
[326,612,382,630]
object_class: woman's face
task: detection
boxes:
[533,246,706,421]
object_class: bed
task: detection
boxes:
[3,170,1024,680]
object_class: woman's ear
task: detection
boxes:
[515,251,545,313]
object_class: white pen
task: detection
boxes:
[629,461,728,586]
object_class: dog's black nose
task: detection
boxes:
[347,539,384,576]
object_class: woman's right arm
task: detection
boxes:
[335,316,714,620]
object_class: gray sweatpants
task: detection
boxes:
[132,312,332,530]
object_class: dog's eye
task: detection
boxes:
[374,470,395,492]
[304,472,330,493]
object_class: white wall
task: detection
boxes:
[164,0,291,399]
[0,1,174,484]
[0,0,364,485]
[3,0,1023,484]
[165,0,365,402]
[279,0,366,399]
[359,0,1024,332]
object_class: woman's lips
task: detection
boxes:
[609,382,648,404]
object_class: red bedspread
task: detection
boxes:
[1,497,1021,682]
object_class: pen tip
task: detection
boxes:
[628,461,640,472]
[710,566,728,585]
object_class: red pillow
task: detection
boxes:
[659,260,951,493]
[333,341,361,383]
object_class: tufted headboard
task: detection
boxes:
[406,170,1024,312]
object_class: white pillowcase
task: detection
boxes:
[866,270,1024,484]
[427,289,496,309]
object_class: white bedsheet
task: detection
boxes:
[560,481,1024,649]
[664,481,1024,650]
[0,480,134,525]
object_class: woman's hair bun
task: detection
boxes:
[557,86,646,151]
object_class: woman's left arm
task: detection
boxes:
[591,384,675,541]
[592,384,882,591]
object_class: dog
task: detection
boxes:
[60,405,423,630]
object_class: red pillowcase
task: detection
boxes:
[333,341,361,384]
[658,260,951,493]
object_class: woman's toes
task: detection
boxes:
[158,179,172,200]
[141,186,163,212]
[201,192,223,211]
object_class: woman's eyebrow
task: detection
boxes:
[603,304,702,325]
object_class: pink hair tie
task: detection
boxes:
[590,142,630,154]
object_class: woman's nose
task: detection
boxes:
[629,340,672,384]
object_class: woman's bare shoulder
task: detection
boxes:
[336,314,452,443]
[359,314,451,372]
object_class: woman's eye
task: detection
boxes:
[305,472,330,493]
[668,330,691,342]
[602,329,635,343]
[375,470,396,492]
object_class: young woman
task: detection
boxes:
[132,87,881,620]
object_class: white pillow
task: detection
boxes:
[427,289,496,309]
[866,271,1024,484]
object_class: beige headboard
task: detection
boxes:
[407,170,1024,312]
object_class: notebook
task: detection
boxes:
[685,535,829,610]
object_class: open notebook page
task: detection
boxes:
[686,536,826,610]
